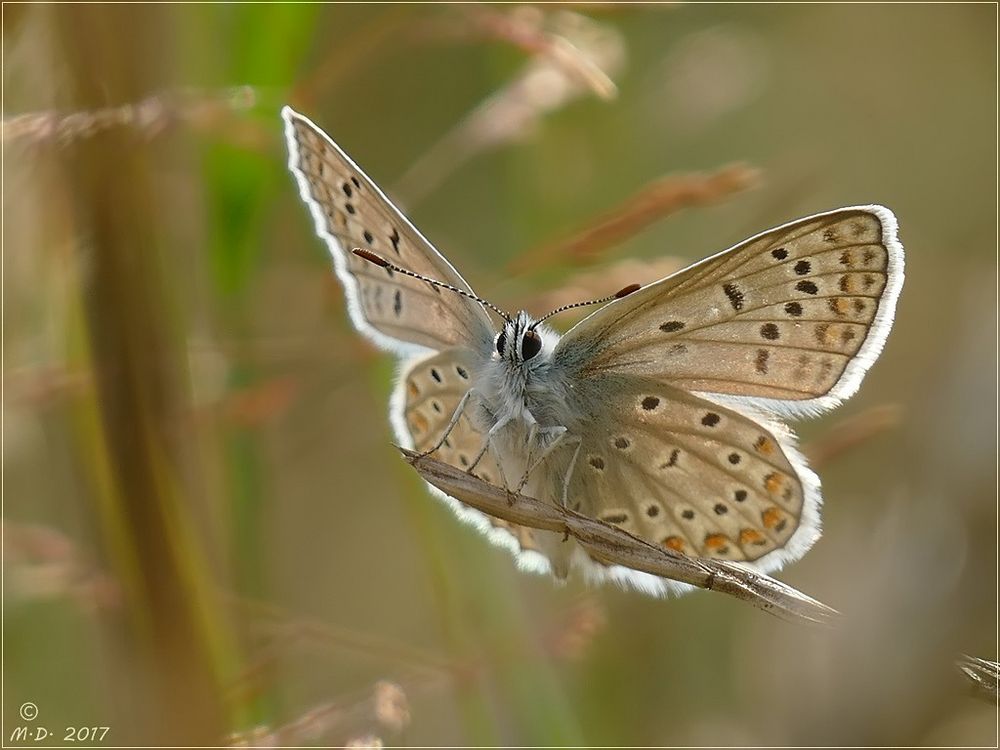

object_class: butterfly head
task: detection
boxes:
[494,311,559,368]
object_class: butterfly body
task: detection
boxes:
[283,106,904,597]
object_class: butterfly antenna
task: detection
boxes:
[531,283,642,328]
[352,248,512,323]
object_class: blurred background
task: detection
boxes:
[3,3,996,747]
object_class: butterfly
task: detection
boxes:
[282,106,904,596]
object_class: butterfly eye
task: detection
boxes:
[496,331,507,356]
[521,329,542,360]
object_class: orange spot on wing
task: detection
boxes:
[764,472,783,494]
[704,533,728,550]
[407,381,419,398]
[410,412,429,434]
[762,507,783,529]
[662,536,685,553]
[739,528,765,545]
[754,436,774,455]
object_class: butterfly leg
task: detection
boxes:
[560,440,583,510]
[467,413,513,474]
[515,426,575,494]
[418,388,475,459]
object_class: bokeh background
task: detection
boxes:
[3,3,997,747]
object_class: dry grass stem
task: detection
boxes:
[802,403,902,469]
[511,163,761,274]
[345,736,384,750]
[434,5,618,100]
[3,86,256,147]
[227,678,410,747]
[401,448,838,626]
[395,10,624,202]
[3,521,120,611]
[957,654,999,704]
[373,680,411,733]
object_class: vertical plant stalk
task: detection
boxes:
[52,5,229,744]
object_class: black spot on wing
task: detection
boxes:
[796,280,819,295]
[722,282,745,311]
[755,348,769,374]
[760,323,780,340]
[661,448,680,469]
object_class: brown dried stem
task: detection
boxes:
[510,163,761,274]
[957,654,999,704]
[400,448,838,626]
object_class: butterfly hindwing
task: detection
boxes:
[555,206,903,416]
[390,349,551,573]
[283,107,494,354]
[538,378,818,579]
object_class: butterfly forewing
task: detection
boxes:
[545,379,815,567]
[556,207,903,416]
[283,107,494,353]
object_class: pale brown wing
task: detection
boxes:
[283,107,494,354]
[538,377,820,581]
[555,206,904,417]
[390,349,548,568]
